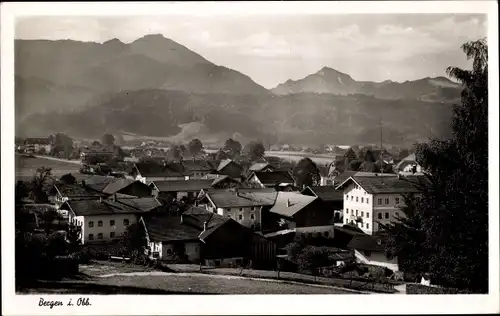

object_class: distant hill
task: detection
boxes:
[17,89,454,147]
[15,35,458,147]
[15,35,269,119]
[272,66,461,102]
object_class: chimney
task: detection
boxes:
[203,221,207,232]
[180,214,184,224]
[81,180,86,187]
[286,199,291,207]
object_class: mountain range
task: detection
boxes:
[15,34,461,147]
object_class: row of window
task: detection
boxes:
[346,208,370,218]
[231,213,256,221]
[89,219,129,228]
[377,211,399,219]
[88,232,118,240]
[226,207,258,212]
[376,197,400,205]
[346,195,370,204]
[345,219,371,229]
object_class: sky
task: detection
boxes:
[15,14,487,88]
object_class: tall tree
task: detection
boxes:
[101,133,115,147]
[293,157,320,187]
[223,138,242,158]
[188,139,203,158]
[244,141,266,161]
[59,173,76,185]
[121,222,148,264]
[382,39,488,293]
[167,145,182,161]
[53,133,73,158]
[29,167,53,203]
[344,148,357,163]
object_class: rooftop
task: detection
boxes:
[303,186,344,202]
[63,197,161,216]
[336,174,428,194]
[151,179,214,192]
[135,162,192,177]
[251,171,295,186]
[269,191,318,217]
[347,234,389,252]
[203,189,278,208]
[248,162,272,172]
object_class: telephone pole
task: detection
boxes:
[379,118,384,174]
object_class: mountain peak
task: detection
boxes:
[103,38,124,45]
[134,33,168,42]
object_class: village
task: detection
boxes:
[15,134,433,294]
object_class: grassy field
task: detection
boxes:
[15,155,82,181]
[19,261,355,294]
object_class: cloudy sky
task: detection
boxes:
[16,14,487,88]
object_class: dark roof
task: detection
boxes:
[203,189,278,208]
[54,183,102,198]
[251,171,295,186]
[210,175,241,187]
[249,162,272,172]
[135,162,192,178]
[337,175,428,194]
[347,235,389,252]
[64,197,161,216]
[217,159,241,172]
[152,179,213,192]
[303,186,343,202]
[101,179,136,195]
[181,160,213,172]
[83,175,117,191]
[332,171,358,185]
[141,207,230,242]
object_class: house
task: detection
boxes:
[248,162,275,173]
[52,182,103,209]
[216,159,243,179]
[247,171,295,188]
[61,196,162,244]
[131,162,192,184]
[150,179,214,203]
[394,153,423,175]
[180,160,214,179]
[210,175,242,189]
[266,191,335,238]
[23,138,52,154]
[335,174,427,235]
[197,188,278,231]
[140,207,276,268]
[96,178,152,198]
[347,234,399,272]
[301,186,344,222]
[318,165,336,186]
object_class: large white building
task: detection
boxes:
[335,174,426,235]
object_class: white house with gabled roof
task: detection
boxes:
[335,173,427,235]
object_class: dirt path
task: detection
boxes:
[34,155,82,165]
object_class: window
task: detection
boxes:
[251,207,255,211]
[98,220,103,227]
[110,232,115,238]
[250,213,255,220]
[323,231,329,237]
[346,195,349,200]
[361,197,364,203]
[97,233,103,240]
[385,198,389,205]
[346,208,349,214]
[378,213,382,219]
[351,209,354,215]
[110,220,115,226]
[356,197,358,202]
[351,196,353,201]
[123,219,130,226]
[238,214,243,220]
[385,212,389,219]
[395,197,400,205]
[226,208,231,212]
[378,198,382,205]
[361,211,364,217]
[367,212,370,218]
[166,249,173,255]
[395,212,399,217]
[88,234,94,240]
[366,223,370,229]
[240,208,243,212]
[89,221,94,228]
[367,198,369,204]
[364,250,372,257]
[356,210,358,216]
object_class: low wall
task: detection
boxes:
[406,283,470,294]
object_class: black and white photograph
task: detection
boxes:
[1,1,499,315]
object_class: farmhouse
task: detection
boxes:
[61,196,162,244]
[141,207,276,268]
[216,159,243,179]
[150,179,214,203]
[347,234,399,272]
[197,188,277,231]
[131,162,192,184]
[266,191,335,238]
[248,162,275,173]
[394,153,423,175]
[335,174,427,235]
[23,138,52,154]
[247,171,295,188]
[301,186,344,222]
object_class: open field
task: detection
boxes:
[15,154,82,181]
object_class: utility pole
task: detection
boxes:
[379,117,384,174]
